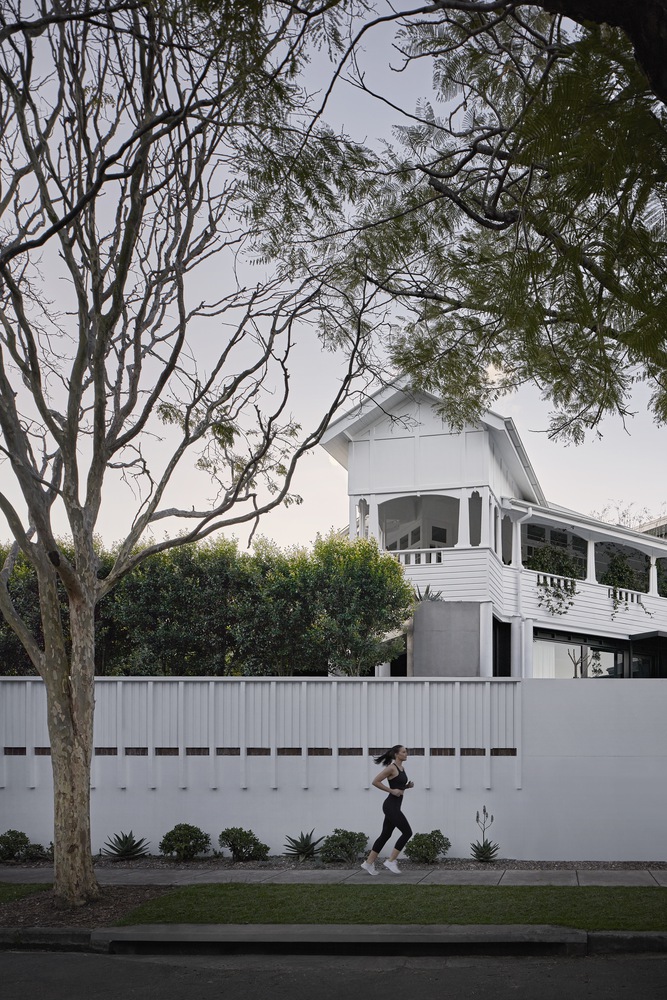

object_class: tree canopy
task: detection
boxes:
[0,535,414,677]
[0,0,374,904]
[306,3,667,441]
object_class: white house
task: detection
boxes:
[4,384,667,861]
[321,383,667,681]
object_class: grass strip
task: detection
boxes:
[118,884,667,932]
[0,882,51,904]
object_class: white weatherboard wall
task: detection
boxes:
[0,678,665,861]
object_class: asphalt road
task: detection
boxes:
[3,951,667,1000]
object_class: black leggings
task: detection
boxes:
[372,794,413,854]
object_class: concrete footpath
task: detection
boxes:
[1,864,666,958]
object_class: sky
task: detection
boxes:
[238,379,667,551]
[1,9,665,554]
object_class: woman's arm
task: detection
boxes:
[372,764,401,795]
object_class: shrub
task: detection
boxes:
[320,828,368,864]
[404,830,451,864]
[159,823,211,861]
[284,830,324,862]
[21,842,50,861]
[218,827,270,862]
[0,829,30,862]
[103,830,151,860]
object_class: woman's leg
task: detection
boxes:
[387,811,412,862]
[365,800,398,863]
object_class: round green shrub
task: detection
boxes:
[0,829,31,862]
[403,830,451,864]
[320,828,368,864]
[159,823,211,861]
[218,827,270,862]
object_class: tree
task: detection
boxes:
[306,534,414,675]
[316,4,667,441]
[426,2,667,106]
[233,534,414,675]
[0,0,372,905]
[101,537,246,676]
[232,538,319,675]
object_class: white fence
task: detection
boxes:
[1,677,665,861]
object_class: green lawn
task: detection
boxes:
[118,884,667,932]
[0,883,51,904]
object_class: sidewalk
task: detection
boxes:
[1,864,666,886]
[2,865,666,958]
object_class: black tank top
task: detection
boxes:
[388,767,408,791]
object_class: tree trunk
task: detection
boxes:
[44,593,99,906]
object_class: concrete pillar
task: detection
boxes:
[368,495,379,544]
[358,498,369,539]
[481,489,491,547]
[649,556,658,596]
[494,508,502,558]
[511,518,523,568]
[456,489,470,548]
[510,617,522,677]
[522,618,534,678]
[586,538,596,583]
[479,602,493,677]
[349,497,358,540]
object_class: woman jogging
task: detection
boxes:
[361,744,414,875]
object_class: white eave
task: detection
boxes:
[321,383,547,506]
[320,381,415,470]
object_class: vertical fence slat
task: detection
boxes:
[454,681,461,790]
[301,681,308,789]
[177,680,186,790]
[514,681,523,790]
[362,681,370,788]
[484,681,492,790]
[116,681,126,790]
[423,681,431,790]
[240,681,247,790]
[208,680,217,790]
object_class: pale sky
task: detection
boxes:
[240,380,666,551]
[2,12,665,553]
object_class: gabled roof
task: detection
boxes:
[321,382,547,505]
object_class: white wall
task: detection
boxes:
[1,678,665,861]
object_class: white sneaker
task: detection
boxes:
[383,859,401,874]
[360,861,378,876]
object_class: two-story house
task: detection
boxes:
[321,383,667,680]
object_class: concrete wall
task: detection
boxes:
[412,602,480,677]
[1,677,666,862]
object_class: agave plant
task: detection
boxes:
[103,830,151,860]
[470,837,500,863]
[284,829,324,862]
[470,805,500,863]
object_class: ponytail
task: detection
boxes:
[373,744,403,767]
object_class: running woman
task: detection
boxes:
[361,744,414,875]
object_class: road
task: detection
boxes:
[2,951,667,1000]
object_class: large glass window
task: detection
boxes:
[533,637,625,678]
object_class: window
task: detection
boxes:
[432,525,447,545]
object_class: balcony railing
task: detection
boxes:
[392,548,445,566]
